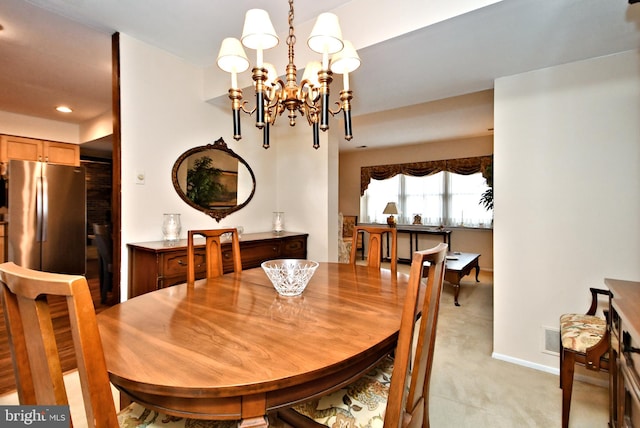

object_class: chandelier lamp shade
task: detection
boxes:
[216,0,361,150]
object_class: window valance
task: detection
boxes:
[360,155,493,195]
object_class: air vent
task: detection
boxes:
[542,326,560,356]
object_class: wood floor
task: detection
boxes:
[0,252,111,396]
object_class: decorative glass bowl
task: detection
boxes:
[261,259,319,296]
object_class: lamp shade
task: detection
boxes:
[383,202,399,215]
[301,61,322,87]
[330,40,361,74]
[241,9,279,50]
[307,13,344,55]
[263,62,278,87]
[217,38,250,73]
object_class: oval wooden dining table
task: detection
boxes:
[97,262,410,427]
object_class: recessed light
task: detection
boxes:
[56,106,73,113]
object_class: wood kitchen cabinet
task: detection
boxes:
[607,278,640,427]
[0,135,80,166]
[127,231,308,298]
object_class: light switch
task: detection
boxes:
[135,170,145,185]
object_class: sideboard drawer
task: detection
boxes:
[237,241,281,267]
[282,237,307,258]
[163,250,206,276]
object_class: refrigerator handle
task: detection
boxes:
[37,175,47,243]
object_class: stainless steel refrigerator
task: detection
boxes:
[8,160,86,275]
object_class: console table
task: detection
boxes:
[396,224,452,257]
[362,224,451,263]
[607,278,640,427]
[127,231,308,298]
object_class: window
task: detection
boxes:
[361,172,492,227]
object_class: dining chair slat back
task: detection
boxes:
[0,262,120,427]
[0,262,239,428]
[386,242,448,426]
[279,242,448,428]
[187,228,242,284]
[350,225,397,273]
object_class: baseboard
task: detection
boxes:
[491,352,609,388]
[492,352,558,375]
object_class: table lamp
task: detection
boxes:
[383,202,399,227]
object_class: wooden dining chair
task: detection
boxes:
[279,242,448,428]
[187,228,242,284]
[0,262,240,427]
[559,287,611,428]
[350,225,397,272]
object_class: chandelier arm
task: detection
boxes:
[265,82,286,126]
[328,102,343,116]
[264,79,284,109]
[300,103,315,126]
[298,80,321,107]
[239,102,255,116]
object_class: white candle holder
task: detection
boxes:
[162,213,181,242]
[272,212,285,233]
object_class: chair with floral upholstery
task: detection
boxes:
[187,228,242,284]
[0,262,239,428]
[341,214,363,261]
[278,242,448,428]
[559,287,611,428]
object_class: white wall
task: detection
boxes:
[272,126,334,262]
[0,110,80,143]
[80,109,113,143]
[493,50,640,372]
[118,34,338,299]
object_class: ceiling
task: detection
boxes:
[1,0,639,153]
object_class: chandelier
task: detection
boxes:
[216,0,361,149]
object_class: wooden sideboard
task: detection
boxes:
[607,278,640,427]
[127,231,308,298]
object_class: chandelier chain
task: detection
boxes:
[287,0,296,65]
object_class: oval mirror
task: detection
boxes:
[171,137,256,222]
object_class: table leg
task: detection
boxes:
[241,393,269,427]
[239,417,269,428]
[474,263,480,282]
[451,278,462,307]
[409,233,414,259]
